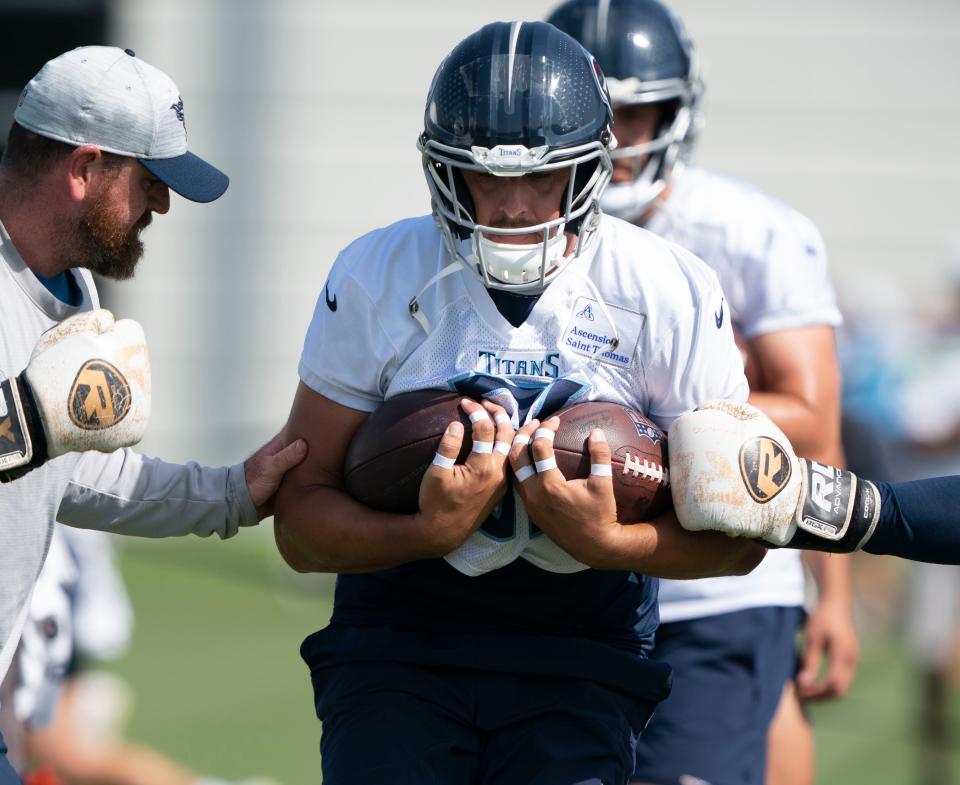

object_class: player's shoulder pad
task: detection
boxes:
[332,215,439,278]
[325,215,444,303]
[677,167,826,267]
[597,214,723,321]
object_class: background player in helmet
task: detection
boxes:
[273,20,764,785]
[547,1,855,784]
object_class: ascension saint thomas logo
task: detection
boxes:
[576,304,595,321]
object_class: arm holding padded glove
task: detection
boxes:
[1,310,149,482]
[669,400,960,563]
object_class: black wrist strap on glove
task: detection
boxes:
[768,459,881,553]
[0,375,49,483]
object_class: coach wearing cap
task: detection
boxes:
[0,46,304,782]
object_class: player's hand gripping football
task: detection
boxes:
[416,398,515,553]
[668,399,881,553]
[1,309,150,482]
[509,417,622,568]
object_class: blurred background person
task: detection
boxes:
[841,245,960,785]
[1,526,277,785]
[902,248,960,785]
[547,2,853,783]
[907,561,960,785]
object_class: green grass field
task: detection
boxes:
[111,534,329,784]
[108,535,960,785]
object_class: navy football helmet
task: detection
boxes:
[418,20,614,292]
[547,0,703,221]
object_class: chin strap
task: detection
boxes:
[408,259,466,334]
[474,230,568,288]
[601,176,664,224]
[644,196,678,232]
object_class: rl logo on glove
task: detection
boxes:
[799,461,854,539]
[739,436,793,503]
[69,359,132,430]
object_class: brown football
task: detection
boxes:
[343,389,473,513]
[549,401,671,523]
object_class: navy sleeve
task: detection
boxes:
[863,477,960,563]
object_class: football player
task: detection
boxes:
[547,2,854,783]
[273,20,765,785]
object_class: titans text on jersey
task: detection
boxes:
[476,350,561,378]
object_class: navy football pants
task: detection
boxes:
[314,661,657,785]
[632,607,803,785]
[0,733,21,785]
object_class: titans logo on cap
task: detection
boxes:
[170,97,186,129]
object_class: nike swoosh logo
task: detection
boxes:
[325,284,337,312]
[715,299,724,329]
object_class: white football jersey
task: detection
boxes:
[646,166,843,622]
[300,213,748,577]
[59,526,132,661]
[13,527,132,730]
[13,525,77,730]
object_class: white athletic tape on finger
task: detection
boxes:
[494,441,511,455]
[513,433,531,447]
[515,464,537,483]
[534,428,556,443]
[469,410,490,424]
[535,457,558,473]
[432,454,456,469]
[590,463,613,477]
[494,413,511,426]
[471,441,494,454]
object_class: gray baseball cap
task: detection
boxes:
[14,46,228,203]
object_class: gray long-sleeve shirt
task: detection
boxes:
[0,220,256,690]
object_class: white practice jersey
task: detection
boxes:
[646,167,843,622]
[0,219,256,694]
[59,526,133,661]
[11,527,132,731]
[300,213,748,577]
[12,525,77,730]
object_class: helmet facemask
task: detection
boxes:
[418,22,616,294]
[601,70,702,223]
[420,136,612,293]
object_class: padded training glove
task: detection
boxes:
[667,399,880,553]
[1,309,150,482]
